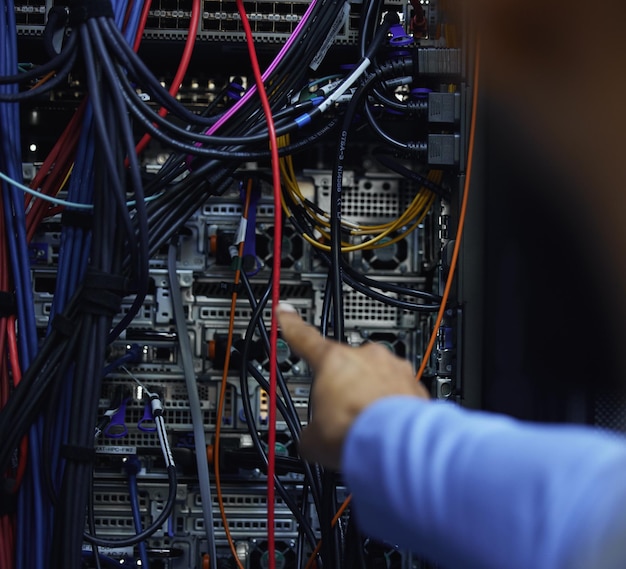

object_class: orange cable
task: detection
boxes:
[29,70,55,90]
[304,495,353,569]
[416,38,481,381]
[213,180,254,569]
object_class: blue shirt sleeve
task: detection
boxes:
[342,396,626,569]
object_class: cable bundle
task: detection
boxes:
[0,0,471,566]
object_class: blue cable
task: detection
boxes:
[0,0,37,367]
[1,0,47,566]
[49,105,95,323]
[45,107,95,506]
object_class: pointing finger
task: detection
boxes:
[276,303,331,372]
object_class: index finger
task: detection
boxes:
[276,303,331,371]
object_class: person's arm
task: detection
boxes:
[344,396,626,569]
[276,304,626,569]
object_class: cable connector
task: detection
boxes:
[427,92,461,123]
[427,134,461,166]
[149,395,163,418]
[123,454,142,476]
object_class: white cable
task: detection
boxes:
[317,57,371,114]
[156,416,175,468]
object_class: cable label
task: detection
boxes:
[94,445,138,455]
[235,217,248,245]
[310,2,350,71]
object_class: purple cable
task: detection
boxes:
[205,0,320,136]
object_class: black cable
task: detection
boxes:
[359,0,384,59]
[239,270,322,513]
[136,115,339,232]
[342,262,442,302]
[0,46,77,101]
[113,63,317,146]
[239,361,318,551]
[0,31,77,84]
[99,17,219,127]
[343,511,366,569]
[87,18,150,341]
[79,25,137,272]
[237,272,322,548]
[50,25,132,565]
[0,291,81,472]
[373,148,450,198]
[363,100,414,151]
[325,19,403,568]
[368,84,414,112]
[83,466,178,547]
[282,189,442,312]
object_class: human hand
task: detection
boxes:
[277,303,429,470]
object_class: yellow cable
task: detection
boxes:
[279,136,440,241]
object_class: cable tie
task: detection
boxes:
[61,444,96,463]
[0,291,17,317]
[61,209,94,230]
[150,397,163,417]
[51,314,75,337]
[235,218,247,246]
[79,289,123,317]
[68,0,114,25]
[294,113,312,128]
[83,269,129,294]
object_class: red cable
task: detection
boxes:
[25,101,86,241]
[133,0,199,156]
[0,200,8,409]
[235,3,282,568]
[0,205,15,568]
[133,0,153,52]
[7,327,21,385]
[6,317,28,490]
[0,516,14,569]
[26,100,85,207]
[121,0,135,35]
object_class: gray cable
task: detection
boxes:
[168,241,218,565]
